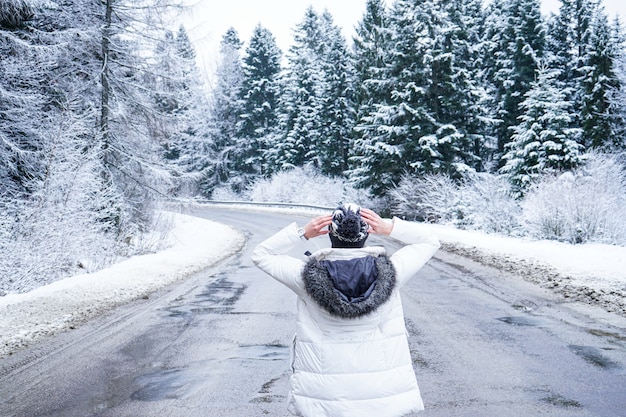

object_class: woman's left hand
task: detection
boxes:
[360,208,393,236]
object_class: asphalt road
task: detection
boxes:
[1,208,625,417]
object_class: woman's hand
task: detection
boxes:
[360,208,393,236]
[303,214,333,239]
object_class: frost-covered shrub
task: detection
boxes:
[247,166,377,208]
[211,185,245,201]
[0,189,170,296]
[388,174,459,222]
[522,152,626,244]
[457,173,523,235]
[389,173,522,234]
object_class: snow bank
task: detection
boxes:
[424,223,626,315]
[0,212,245,357]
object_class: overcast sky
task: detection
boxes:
[179,0,626,83]
[180,0,368,82]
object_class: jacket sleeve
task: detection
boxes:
[250,222,307,296]
[388,217,440,288]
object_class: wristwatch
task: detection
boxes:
[297,227,308,240]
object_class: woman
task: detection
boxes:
[251,203,440,417]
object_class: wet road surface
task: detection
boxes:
[1,208,625,416]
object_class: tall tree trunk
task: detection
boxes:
[101,0,112,149]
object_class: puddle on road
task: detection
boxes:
[131,369,192,401]
[250,374,288,404]
[165,309,193,319]
[568,345,621,370]
[496,316,538,326]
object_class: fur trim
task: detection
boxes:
[302,255,396,319]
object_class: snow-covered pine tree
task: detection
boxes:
[608,16,626,148]
[427,0,488,175]
[268,7,324,172]
[352,0,438,196]
[352,0,389,115]
[579,7,620,149]
[99,0,189,231]
[236,24,282,183]
[153,30,184,161]
[317,10,356,177]
[0,0,45,199]
[544,0,578,95]
[501,64,584,197]
[349,0,391,189]
[153,26,213,197]
[1,0,135,290]
[544,0,594,142]
[209,27,245,192]
[481,0,510,162]
[482,0,545,168]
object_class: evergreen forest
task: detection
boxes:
[2,0,626,292]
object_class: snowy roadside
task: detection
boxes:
[423,223,626,317]
[0,212,245,357]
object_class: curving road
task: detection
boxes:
[1,208,625,417]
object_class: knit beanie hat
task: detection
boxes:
[329,203,369,248]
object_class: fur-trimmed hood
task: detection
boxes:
[302,253,396,319]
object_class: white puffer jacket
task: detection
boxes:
[251,218,440,417]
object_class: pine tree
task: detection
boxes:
[483,0,545,167]
[501,65,584,196]
[351,0,438,195]
[579,8,620,149]
[209,27,245,191]
[0,0,186,286]
[608,16,626,148]
[349,0,391,187]
[352,0,389,123]
[98,0,190,230]
[152,26,213,197]
[317,10,356,176]
[0,1,47,198]
[544,1,576,90]
[236,24,282,182]
[269,7,324,172]
[429,0,488,173]
[544,0,596,139]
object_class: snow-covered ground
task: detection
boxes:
[1,208,625,357]
[424,223,626,317]
[0,212,245,357]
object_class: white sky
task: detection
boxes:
[179,0,626,84]
[179,0,368,83]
